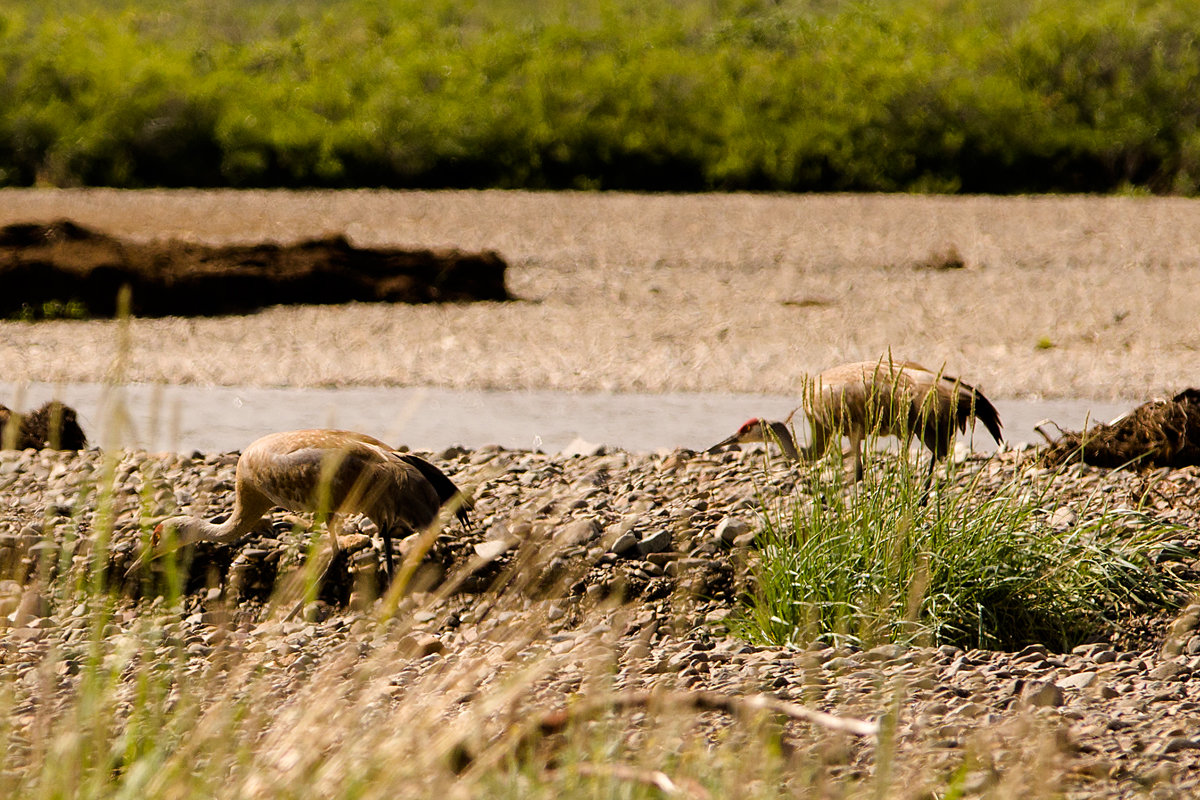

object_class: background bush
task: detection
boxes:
[2,0,1199,192]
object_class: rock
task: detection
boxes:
[1020,680,1064,708]
[561,438,606,458]
[732,532,758,548]
[610,532,639,556]
[1149,660,1190,681]
[714,517,751,545]
[13,587,49,626]
[637,529,672,555]
[473,540,512,561]
[1160,737,1200,755]
[665,558,709,578]
[1057,671,1098,690]
[555,518,602,546]
[1048,507,1077,529]
[398,633,444,658]
[863,644,906,661]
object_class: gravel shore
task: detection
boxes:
[3,190,1200,795]
[3,439,1200,796]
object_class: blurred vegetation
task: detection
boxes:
[2,0,1199,192]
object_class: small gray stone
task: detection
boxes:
[637,529,672,555]
[731,531,757,548]
[473,540,512,561]
[714,517,751,545]
[610,532,639,555]
[1149,660,1190,681]
[665,558,709,577]
[556,518,602,546]
[1020,680,1064,708]
[1048,507,1077,529]
[863,644,906,661]
[1056,671,1098,690]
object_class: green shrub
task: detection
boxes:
[1,0,1199,192]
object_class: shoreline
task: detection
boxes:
[1,379,1131,455]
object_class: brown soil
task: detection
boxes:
[0,218,510,317]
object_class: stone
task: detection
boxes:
[561,438,606,458]
[637,529,672,555]
[13,588,49,627]
[555,518,602,546]
[1020,681,1064,707]
[1149,660,1190,681]
[610,532,639,556]
[398,633,444,658]
[714,517,751,545]
[473,540,512,561]
[732,532,758,549]
[1057,671,1098,690]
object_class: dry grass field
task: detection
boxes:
[0,190,1198,400]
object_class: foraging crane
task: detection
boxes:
[125,429,471,583]
[709,359,1003,491]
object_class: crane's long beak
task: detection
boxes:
[124,548,151,578]
[707,434,740,453]
[124,523,166,578]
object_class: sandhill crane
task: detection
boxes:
[710,359,1003,493]
[125,429,471,586]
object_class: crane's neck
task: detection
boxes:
[158,487,271,551]
[764,421,803,462]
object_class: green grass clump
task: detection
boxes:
[9,300,90,321]
[736,451,1189,651]
[1,0,1199,192]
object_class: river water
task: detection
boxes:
[2,381,1132,455]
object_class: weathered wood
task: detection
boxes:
[0,219,511,317]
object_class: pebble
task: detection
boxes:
[637,529,672,555]
[609,531,639,556]
[714,517,751,545]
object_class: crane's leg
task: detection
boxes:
[919,455,936,507]
[380,526,396,585]
[850,430,864,482]
[284,514,343,621]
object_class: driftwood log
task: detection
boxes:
[0,219,511,317]
[1041,389,1200,469]
[0,401,88,450]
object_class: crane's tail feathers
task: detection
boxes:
[397,454,473,529]
[968,389,1004,444]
